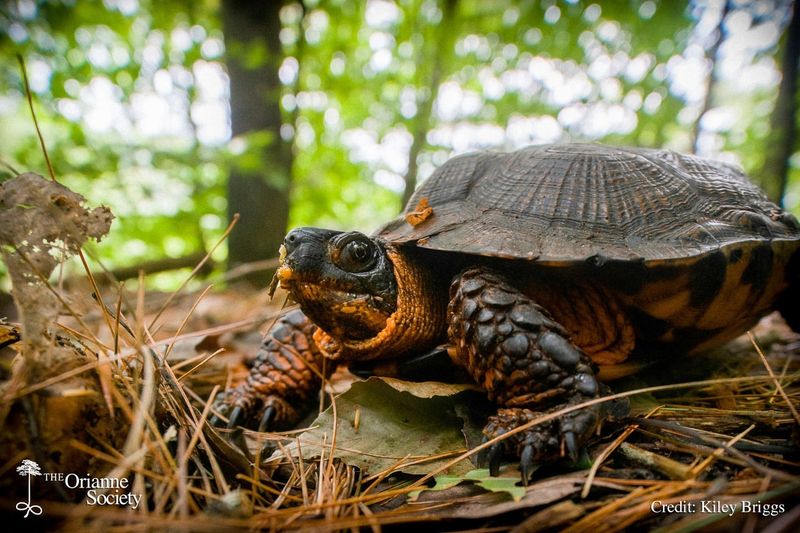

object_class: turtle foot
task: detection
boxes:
[479,404,603,484]
[210,388,299,432]
[209,309,326,433]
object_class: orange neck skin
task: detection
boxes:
[310,245,447,362]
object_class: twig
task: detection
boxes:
[148,214,239,332]
[581,405,663,498]
[405,372,800,492]
[618,442,693,480]
[749,331,800,425]
[16,54,55,181]
[688,424,755,478]
[164,285,214,361]
[0,157,20,175]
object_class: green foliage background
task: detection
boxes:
[0,0,796,287]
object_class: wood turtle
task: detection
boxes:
[212,143,800,480]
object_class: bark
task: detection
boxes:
[758,0,800,205]
[401,0,458,208]
[222,0,292,283]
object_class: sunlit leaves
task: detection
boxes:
[0,0,228,278]
[1,0,797,288]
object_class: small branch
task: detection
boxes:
[618,442,693,480]
[104,252,214,283]
[16,54,56,181]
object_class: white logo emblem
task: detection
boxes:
[16,459,43,518]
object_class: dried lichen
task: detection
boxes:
[0,173,113,357]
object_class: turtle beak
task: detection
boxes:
[276,227,341,288]
[267,243,290,298]
[272,244,292,288]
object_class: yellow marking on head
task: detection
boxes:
[276,264,294,284]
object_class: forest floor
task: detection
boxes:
[0,173,798,531]
[0,263,798,532]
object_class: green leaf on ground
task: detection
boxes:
[269,377,478,476]
[408,468,526,502]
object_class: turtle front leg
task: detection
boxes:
[448,268,614,481]
[211,309,331,432]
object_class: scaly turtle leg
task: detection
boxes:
[448,267,616,482]
[211,309,331,432]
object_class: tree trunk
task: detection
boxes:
[222,0,292,284]
[401,0,458,208]
[758,0,800,205]
[690,0,730,154]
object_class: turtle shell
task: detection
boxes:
[378,144,800,263]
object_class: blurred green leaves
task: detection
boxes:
[0,0,796,289]
[0,0,227,284]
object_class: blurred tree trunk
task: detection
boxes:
[758,0,800,205]
[222,0,292,283]
[401,0,458,209]
[690,0,730,154]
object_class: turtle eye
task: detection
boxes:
[335,237,377,272]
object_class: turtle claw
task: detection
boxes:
[258,405,276,433]
[476,435,490,467]
[479,439,537,483]
[520,444,536,485]
[487,443,504,477]
[209,388,252,430]
[477,435,505,477]
[564,431,579,463]
[226,406,244,429]
[481,405,601,480]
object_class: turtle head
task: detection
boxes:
[276,227,398,343]
[275,227,444,361]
